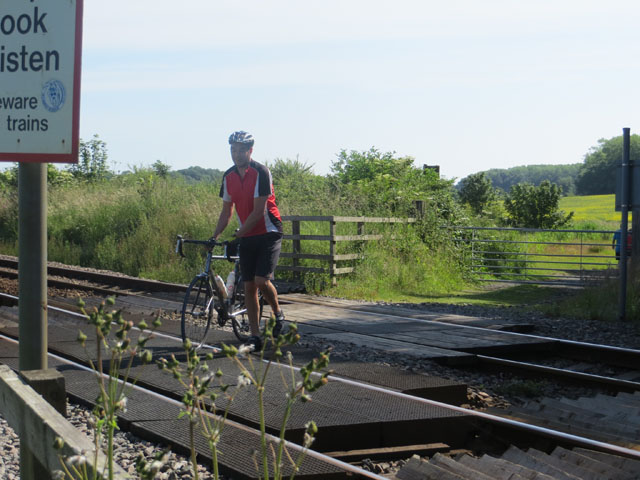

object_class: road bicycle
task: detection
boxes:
[175,235,266,349]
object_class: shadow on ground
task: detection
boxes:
[405,284,580,307]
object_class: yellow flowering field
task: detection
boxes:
[559,194,619,226]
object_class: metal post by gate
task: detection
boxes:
[618,128,631,321]
[580,232,584,282]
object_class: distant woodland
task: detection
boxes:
[172,166,224,184]
[479,164,581,196]
[457,133,640,196]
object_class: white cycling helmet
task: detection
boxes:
[228,131,254,147]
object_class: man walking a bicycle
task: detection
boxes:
[212,131,285,350]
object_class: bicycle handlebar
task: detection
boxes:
[175,235,238,260]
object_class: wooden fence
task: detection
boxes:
[0,364,128,479]
[278,216,415,284]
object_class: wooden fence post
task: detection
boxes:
[292,220,301,282]
[412,200,425,218]
[330,219,337,286]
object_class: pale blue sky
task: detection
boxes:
[79,0,640,182]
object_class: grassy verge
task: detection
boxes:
[325,280,580,310]
[321,224,470,301]
[539,268,640,321]
[412,284,573,308]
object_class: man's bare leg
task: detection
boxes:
[244,280,261,336]
[254,276,281,317]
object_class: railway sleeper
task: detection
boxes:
[493,391,640,447]
[394,445,640,480]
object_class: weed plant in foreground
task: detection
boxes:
[54,299,332,480]
[54,297,165,480]
[158,317,332,480]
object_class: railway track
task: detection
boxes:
[283,294,640,385]
[1,255,637,391]
[2,300,639,479]
[0,259,639,478]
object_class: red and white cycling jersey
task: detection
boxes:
[219,160,282,237]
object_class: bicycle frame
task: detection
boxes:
[176,235,245,321]
[176,235,266,346]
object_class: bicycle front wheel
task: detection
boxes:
[231,284,266,342]
[181,275,217,349]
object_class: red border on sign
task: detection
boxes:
[0,0,83,164]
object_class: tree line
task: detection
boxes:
[458,134,640,197]
[1,133,626,232]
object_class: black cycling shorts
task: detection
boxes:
[239,232,282,282]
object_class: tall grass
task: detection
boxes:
[0,171,470,300]
[2,175,633,318]
[0,174,226,283]
[325,223,468,300]
[542,266,640,322]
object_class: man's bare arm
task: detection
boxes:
[213,201,234,239]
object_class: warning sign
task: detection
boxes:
[0,0,83,163]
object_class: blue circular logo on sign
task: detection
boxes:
[41,79,66,113]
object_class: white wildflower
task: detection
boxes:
[66,454,87,467]
[303,432,315,448]
[237,374,252,387]
[237,344,252,355]
[116,396,128,413]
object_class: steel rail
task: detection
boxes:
[0,256,186,293]
[0,292,221,354]
[302,363,640,460]
[476,355,640,391]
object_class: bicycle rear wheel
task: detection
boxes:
[181,275,218,349]
[230,284,266,342]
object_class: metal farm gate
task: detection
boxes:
[453,227,619,287]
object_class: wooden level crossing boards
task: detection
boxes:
[283,302,551,360]
[0,308,477,454]
[0,343,347,480]
[281,293,535,331]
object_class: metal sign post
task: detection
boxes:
[17,163,47,371]
[618,129,631,321]
[0,2,82,477]
[1,0,83,364]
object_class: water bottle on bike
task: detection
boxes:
[226,269,235,298]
